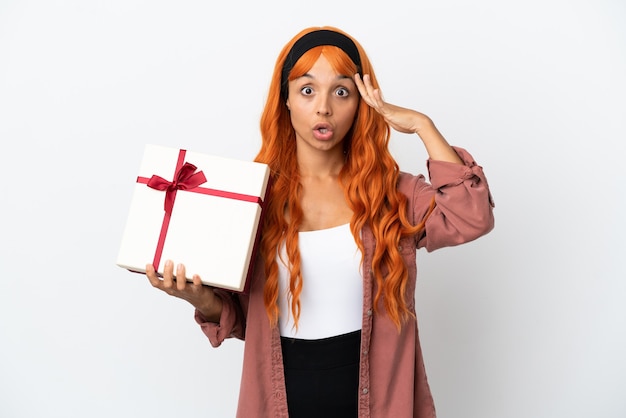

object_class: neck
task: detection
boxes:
[296,147,345,178]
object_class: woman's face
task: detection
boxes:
[286,54,359,155]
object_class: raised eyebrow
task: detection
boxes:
[297,73,354,82]
[337,75,357,88]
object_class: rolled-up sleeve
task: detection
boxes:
[409,146,495,252]
[194,289,247,347]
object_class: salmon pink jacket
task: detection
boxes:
[195,147,495,418]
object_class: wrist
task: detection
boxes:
[197,294,223,323]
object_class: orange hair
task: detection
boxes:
[254,26,429,331]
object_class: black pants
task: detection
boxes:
[280,330,361,418]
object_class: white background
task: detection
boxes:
[1,0,624,417]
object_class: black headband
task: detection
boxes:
[280,29,362,99]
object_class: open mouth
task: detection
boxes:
[312,124,334,141]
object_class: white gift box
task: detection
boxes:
[116,144,270,292]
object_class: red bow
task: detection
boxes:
[146,162,207,214]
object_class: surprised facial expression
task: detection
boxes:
[286,54,359,155]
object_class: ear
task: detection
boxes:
[285,99,290,110]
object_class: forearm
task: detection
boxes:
[414,115,463,165]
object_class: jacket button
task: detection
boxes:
[362,388,369,395]
[366,309,373,316]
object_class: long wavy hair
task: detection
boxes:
[254,26,430,331]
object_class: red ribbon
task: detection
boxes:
[135,149,264,273]
[146,162,207,215]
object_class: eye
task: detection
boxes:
[335,87,350,97]
[300,86,314,96]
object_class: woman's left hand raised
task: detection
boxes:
[354,73,433,135]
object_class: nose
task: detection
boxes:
[316,95,332,116]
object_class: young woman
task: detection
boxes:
[145,26,495,418]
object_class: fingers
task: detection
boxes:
[354,74,384,109]
[146,260,188,293]
[145,263,161,287]
[354,72,366,93]
[192,274,203,287]
[162,259,175,290]
[176,263,188,291]
[145,262,216,314]
[354,73,372,100]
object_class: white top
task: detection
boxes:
[277,223,364,339]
